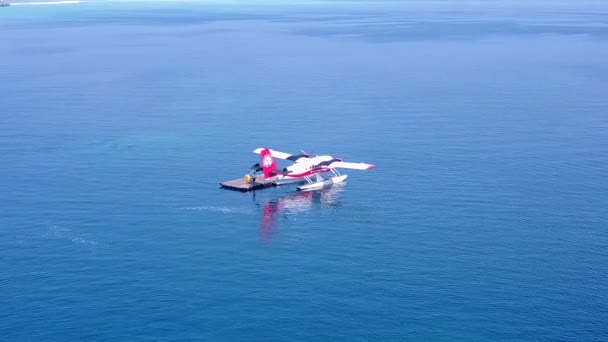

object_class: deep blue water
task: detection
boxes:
[1,1,608,340]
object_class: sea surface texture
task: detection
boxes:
[1,1,607,340]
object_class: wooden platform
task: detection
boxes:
[220,175,276,192]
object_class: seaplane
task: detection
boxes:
[249,147,375,191]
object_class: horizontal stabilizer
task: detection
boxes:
[270,169,292,176]
[250,163,262,171]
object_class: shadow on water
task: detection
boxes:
[256,183,345,243]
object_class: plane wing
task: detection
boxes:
[329,161,376,170]
[253,148,309,162]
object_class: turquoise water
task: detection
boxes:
[1,1,608,340]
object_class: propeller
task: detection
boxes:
[287,152,310,161]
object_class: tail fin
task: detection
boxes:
[260,148,278,179]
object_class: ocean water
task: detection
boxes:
[1,1,608,340]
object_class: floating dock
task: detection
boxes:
[220,175,276,192]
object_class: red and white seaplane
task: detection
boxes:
[251,147,375,191]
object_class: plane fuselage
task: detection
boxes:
[274,155,336,184]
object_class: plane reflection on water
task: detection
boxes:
[257,184,345,243]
